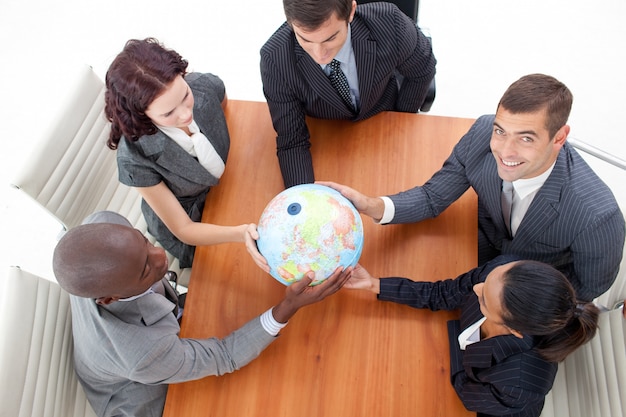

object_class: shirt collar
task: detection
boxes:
[512,161,556,200]
[118,287,153,302]
[321,24,353,70]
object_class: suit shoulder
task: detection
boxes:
[186,72,224,99]
[356,2,402,22]
[261,22,294,56]
[559,145,620,212]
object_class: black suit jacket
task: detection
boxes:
[378,255,558,417]
[260,2,436,187]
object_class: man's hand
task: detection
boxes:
[272,267,352,323]
[316,181,385,221]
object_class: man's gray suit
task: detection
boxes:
[260,2,436,187]
[389,115,625,301]
[70,212,276,417]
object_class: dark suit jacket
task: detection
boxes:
[116,73,230,268]
[260,2,436,187]
[378,255,558,417]
[389,115,625,301]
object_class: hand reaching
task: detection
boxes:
[316,181,385,221]
[344,264,380,293]
[244,223,270,273]
[272,267,352,323]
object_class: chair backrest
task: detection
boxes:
[540,231,626,417]
[10,65,145,232]
[540,307,626,417]
[9,65,186,281]
[0,266,97,417]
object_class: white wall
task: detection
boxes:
[1,0,624,278]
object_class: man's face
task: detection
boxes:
[97,227,169,303]
[490,108,568,182]
[291,7,355,65]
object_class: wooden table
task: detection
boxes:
[163,101,477,417]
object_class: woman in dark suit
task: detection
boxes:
[348,255,599,417]
[105,38,266,270]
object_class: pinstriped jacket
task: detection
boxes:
[260,2,436,187]
[379,255,558,417]
[389,115,625,301]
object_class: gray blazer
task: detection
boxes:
[260,2,437,187]
[116,73,230,268]
[389,115,625,301]
[71,212,276,417]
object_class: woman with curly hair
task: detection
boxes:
[105,38,266,270]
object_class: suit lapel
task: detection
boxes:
[351,18,376,114]
[140,130,218,186]
[294,44,354,116]
[481,157,510,233]
[510,152,565,248]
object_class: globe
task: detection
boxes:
[257,184,364,286]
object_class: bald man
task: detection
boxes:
[53,211,351,417]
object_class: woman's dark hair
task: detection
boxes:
[283,0,353,30]
[104,38,188,150]
[500,260,599,363]
[498,73,573,139]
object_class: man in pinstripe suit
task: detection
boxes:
[322,74,625,302]
[260,0,436,187]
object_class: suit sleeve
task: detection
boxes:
[450,354,554,416]
[389,116,492,223]
[391,7,436,112]
[127,316,276,384]
[570,207,625,301]
[260,49,314,188]
[377,256,512,310]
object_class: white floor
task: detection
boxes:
[1,0,625,280]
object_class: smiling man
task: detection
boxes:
[260,0,436,188]
[321,74,625,302]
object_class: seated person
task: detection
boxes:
[261,0,436,187]
[321,73,625,302]
[347,256,599,417]
[105,38,266,270]
[52,211,351,417]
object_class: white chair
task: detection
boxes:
[540,209,626,417]
[9,65,189,286]
[0,266,97,417]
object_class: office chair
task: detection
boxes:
[10,65,189,285]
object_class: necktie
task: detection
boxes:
[501,181,514,235]
[327,59,354,111]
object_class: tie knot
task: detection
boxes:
[329,59,342,71]
[502,181,514,192]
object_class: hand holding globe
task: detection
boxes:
[257,184,364,286]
